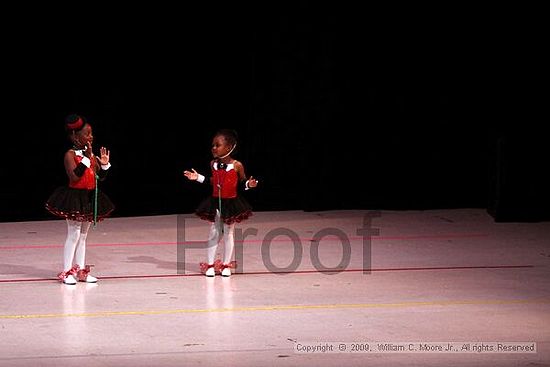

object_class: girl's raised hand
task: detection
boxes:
[183,168,199,181]
[98,147,110,165]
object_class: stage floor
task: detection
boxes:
[1,209,549,366]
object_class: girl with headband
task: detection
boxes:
[184,128,258,277]
[46,114,114,285]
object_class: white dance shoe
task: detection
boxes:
[63,274,77,285]
[221,267,231,277]
[205,267,215,277]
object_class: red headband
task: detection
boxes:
[67,117,84,130]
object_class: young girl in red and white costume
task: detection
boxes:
[46,114,114,285]
[184,129,258,277]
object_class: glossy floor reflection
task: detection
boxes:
[0,209,549,366]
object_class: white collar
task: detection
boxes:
[213,162,234,171]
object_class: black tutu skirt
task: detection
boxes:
[196,196,252,225]
[45,186,115,222]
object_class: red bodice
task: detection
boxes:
[211,162,238,199]
[69,153,96,190]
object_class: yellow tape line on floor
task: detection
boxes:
[2,298,549,319]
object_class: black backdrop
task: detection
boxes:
[1,8,547,222]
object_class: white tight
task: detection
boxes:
[63,220,92,271]
[207,210,235,265]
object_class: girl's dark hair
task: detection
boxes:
[215,128,239,147]
[65,114,88,132]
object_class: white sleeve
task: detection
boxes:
[80,156,91,167]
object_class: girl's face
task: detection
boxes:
[211,134,232,159]
[73,124,93,148]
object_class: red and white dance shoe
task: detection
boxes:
[63,274,77,285]
[77,265,98,283]
[200,260,237,277]
[205,266,215,277]
[221,266,231,277]
[58,265,79,285]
